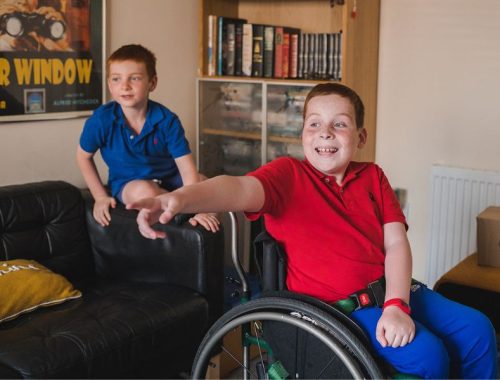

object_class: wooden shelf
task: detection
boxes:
[202,127,301,145]
[268,135,300,145]
[201,128,260,140]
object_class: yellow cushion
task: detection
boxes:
[0,259,82,323]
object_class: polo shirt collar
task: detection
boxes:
[111,101,125,126]
[111,100,165,136]
[140,101,164,136]
[304,159,368,187]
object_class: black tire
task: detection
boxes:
[191,296,384,379]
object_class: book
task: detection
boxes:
[319,33,328,79]
[273,26,284,78]
[327,33,334,79]
[207,15,217,76]
[217,16,247,76]
[234,22,244,76]
[241,23,253,76]
[308,33,317,79]
[252,24,264,77]
[226,23,236,75]
[288,28,300,79]
[301,32,309,79]
[334,32,342,80]
[281,29,290,78]
[298,31,305,78]
[263,25,274,78]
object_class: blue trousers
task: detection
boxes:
[351,283,498,379]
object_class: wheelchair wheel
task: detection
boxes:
[191,296,384,379]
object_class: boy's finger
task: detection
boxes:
[138,220,166,239]
[376,326,388,348]
[158,210,175,224]
[126,197,157,210]
[103,210,111,223]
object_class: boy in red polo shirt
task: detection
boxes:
[128,83,497,379]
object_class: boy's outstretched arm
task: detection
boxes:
[128,175,265,239]
[174,153,220,232]
[76,146,116,226]
[376,222,415,348]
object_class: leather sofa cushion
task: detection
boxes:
[0,181,94,282]
[0,277,209,378]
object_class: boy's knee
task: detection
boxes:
[121,180,164,203]
[415,336,450,379]
[455,307,498,379]
[459,306,496,349]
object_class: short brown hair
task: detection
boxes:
[303,83,365,129]
[106,44,157,79]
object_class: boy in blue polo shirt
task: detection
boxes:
[76,44,219,232]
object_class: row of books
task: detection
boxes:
[207,15,342,81]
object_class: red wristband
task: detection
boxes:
[383,298,411,315]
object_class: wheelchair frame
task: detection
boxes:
[191,212,386,379]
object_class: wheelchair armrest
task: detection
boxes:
[253,230,288,293]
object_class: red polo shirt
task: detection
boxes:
[246,157,406,303]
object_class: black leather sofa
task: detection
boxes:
[0,181,224,378]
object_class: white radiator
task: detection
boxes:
[426,165,500,287]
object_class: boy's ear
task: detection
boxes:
[357,128,367,148]
[149,75,158,92]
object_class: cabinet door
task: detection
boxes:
[266,83,312,163]
[198,80,263,177]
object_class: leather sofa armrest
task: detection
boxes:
[83,193,224,323]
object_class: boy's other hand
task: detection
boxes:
[376,306,415,348]
[93,196,116,227]
[189,213,220,233]
[127,196,177,239]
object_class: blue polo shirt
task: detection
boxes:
[79,100,191,197]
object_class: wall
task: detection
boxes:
[0,0,198,188]
[377,0,500,280]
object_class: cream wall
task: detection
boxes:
[0,0,198,187]
[376,0,500,281]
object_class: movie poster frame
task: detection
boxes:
[0,0,106,122]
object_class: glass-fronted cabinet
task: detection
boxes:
[197,78,313,177]
[266,84,310,163]
[198,80,262,177]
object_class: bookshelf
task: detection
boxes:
[197,0,381,163]
[196,0,380,272]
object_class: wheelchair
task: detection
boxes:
[191,212,414,379]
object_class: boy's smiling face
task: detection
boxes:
[107,60,157,111]
[302,94,367,184]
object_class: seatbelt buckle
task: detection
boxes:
[350,290,375,311]
[349,278,386,311]
[367,279,385,307]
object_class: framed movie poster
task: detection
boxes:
[0,0,105,122]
